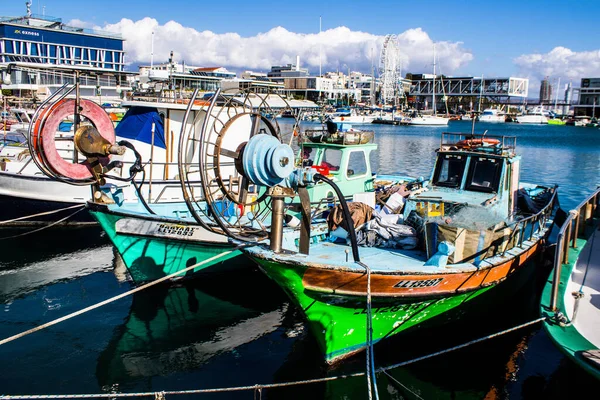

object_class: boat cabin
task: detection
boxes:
[405,133,520,221]
[298,130,377,203]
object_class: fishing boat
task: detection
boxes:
[540,187,600,380]
[37,89,413,283]
[206,129,559,364]
[0,85,208,227]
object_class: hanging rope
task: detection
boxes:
[0,204,85,225]
[358,260,379,400]
[0,207,87,241]
[0,245,246,346]
[0,317,547,400]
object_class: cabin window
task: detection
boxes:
[301,146,316,167]
[320,148,342,172]
[347,151,367,177]
[433,154,467,188]
[465,157,502,193]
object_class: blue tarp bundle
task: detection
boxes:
[115,107,166,149]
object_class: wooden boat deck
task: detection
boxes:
[564,224,600,349]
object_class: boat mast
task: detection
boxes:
[432,43,436,116]
[553,77,561,113]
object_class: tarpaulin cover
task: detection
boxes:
[115,107,166,149]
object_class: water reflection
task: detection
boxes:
[96,268,290,388]
[0,226,112,301]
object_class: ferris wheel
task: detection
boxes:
[379,34,401,105]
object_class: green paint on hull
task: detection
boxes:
[255,258,493,363]
[540,219,600,381]
[90,210,241,283]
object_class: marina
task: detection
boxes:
[0,119,598,398]
[0,1,599,398]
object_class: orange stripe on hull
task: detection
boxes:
[302,242,540,298]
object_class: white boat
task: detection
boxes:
[0,99,206,226]
[404,113,450,126]
[478,108,506,123]
[516,107,549,124]
[330,110,376,124]
[405,44,449,126]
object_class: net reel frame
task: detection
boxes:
[177,88,300,240]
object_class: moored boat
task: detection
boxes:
[212,131,559,364]
[540,187,600,380]
[44,90,414,283]
[478,108,506,123]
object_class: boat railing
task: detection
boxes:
[549,187,600,311]
[501,186,559,257]
[440,132,516,155]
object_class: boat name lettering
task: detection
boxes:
[393,278,443,289]
[156,224,196,236]
[353,302,426,315]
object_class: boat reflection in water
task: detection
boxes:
[0,226,112,302]
[95,267,295,390]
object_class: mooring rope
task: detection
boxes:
[0,246,244,346]
[382,370,424,400]
[0,204,85,225]
[358,260,379,400]
[0,317,547,399]
[0,207,86,241]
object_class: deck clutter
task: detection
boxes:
[5,84,600,398]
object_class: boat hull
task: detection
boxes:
[0,172,94,226]
[252,240,544,364]
[540,214,600,381]
[88,203,243,283]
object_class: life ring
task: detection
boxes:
[456,138,500,149]
[341,116,344,121]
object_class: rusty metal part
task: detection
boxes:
[74,125,125,157]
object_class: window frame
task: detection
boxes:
[432,153,468,188]
[464,156,503,193]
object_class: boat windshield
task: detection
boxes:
[465,156,502,193]
[320,148,342,172]
[433,154,467,188]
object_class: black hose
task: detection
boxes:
[314,173,360,263]
[101,139,156,215]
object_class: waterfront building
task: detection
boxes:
[134,51,238,98]
[221,72,284,93]
[539,77,552,103]
[407,74,528,113]
[267,57,309,80]
[573,78,600,118]
[0,5,132,103]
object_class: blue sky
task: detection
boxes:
[5,0,600,91]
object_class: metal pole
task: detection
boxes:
[73,71,80,163]
[148,122,155,203]
[270,196,285,253]
[550,231,564,311]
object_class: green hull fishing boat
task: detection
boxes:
[540,187,600,380]
[195,124,559,364]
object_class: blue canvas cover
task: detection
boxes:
[115,107,166,149]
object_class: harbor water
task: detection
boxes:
[0,121,598,399]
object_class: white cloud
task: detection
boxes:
[69,18,473,75]
[514,46,600,86]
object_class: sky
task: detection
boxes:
[5,0,600,95]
